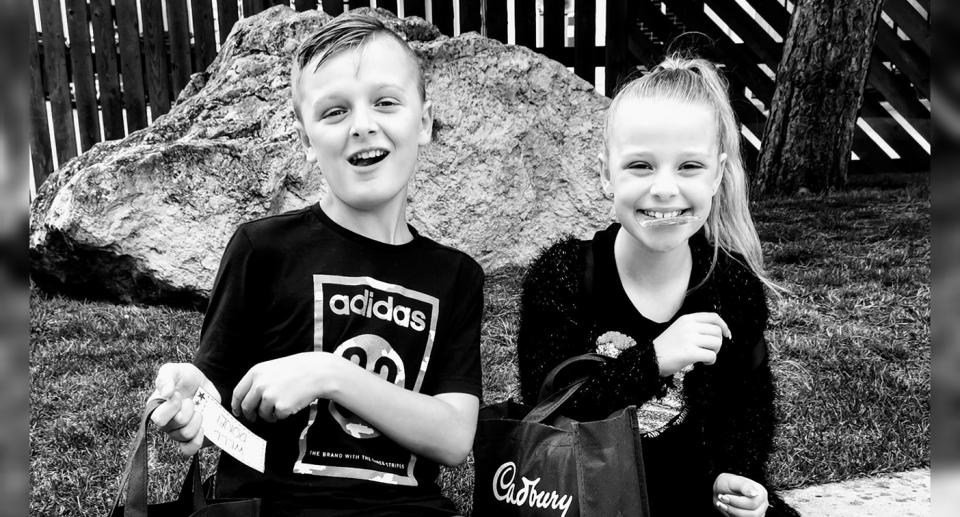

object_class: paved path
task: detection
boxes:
[781,468,929,516]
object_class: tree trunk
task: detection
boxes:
[754,0,884,196]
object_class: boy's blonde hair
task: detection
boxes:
[605,55,781,293]
[291,14,425,120]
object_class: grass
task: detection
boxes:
[30,187,929,515]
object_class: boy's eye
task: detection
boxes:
[376,98,400,108]
[321,107,346,120]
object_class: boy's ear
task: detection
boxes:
[714,152,727,193]
[418,100,434,146]
[598,152,612,195]
[293,119,317,163]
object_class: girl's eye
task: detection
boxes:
[680,163,705,173]
[626,162,652,170]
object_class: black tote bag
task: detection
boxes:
[107,398,261,517]
[472,353,651,517]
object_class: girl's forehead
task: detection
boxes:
[607,98,718,143]
[605,102,721,156]
[615,96,714,119]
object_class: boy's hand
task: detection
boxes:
[713,473,768,517]
[232,352,333,423]
[653,312,731,376]
[149,362,220,456]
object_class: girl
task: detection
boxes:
[516,55,799,517]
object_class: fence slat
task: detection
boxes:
[851,127,898,175]
[884,0,929,55]
[294,0,318,11]
[910,0,929,15]
[868,53,929,139]
[874,22,928,97]
[90,0,125,140]
[404,0,426,18]
[38,0,78,165]
[219,0,240,43]
[167,0,194,95]
[65,0,101,150]
[574,0,596,83]
[736,0,788,34]
[605,0,630,95]
[459,0,481,34]
[378,0,398,14]
[321,0,344,15]
[142,0,171,117]
[193,0,219,69]
[30,12,54,184]
[727,77,767,138]
[116,0,147,131]
[859,97,929,164]
[513,0,535,48]
[243,0,269,17]
[542,0,564,60]
[704,0,780,67]
[431,0,453,35]
[484,0,508,43]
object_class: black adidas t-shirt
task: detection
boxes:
[193,204,483,516]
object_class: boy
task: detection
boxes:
[149,15,483,516]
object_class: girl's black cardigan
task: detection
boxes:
[516,224,799,516]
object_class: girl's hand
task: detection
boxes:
[231,352,336,423]
[713,473,769,517]
[653,312,731,376]
[149,362,220,456]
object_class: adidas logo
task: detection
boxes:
[329,289,427,332]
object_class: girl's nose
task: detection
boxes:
[649,172,679,198]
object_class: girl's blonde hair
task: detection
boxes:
[605,54,782,293]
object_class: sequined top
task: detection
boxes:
[516,223,798,517]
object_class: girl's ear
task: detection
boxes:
[418,100,434,145]
[294,120,317,163]
[599,152,613,196]
[713,152,727,193]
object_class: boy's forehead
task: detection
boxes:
[306,35,417,80]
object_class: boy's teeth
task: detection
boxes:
[350,149,388,165]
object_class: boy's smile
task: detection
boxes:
[293,35,432,217]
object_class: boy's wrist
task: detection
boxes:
[309,351,342,400]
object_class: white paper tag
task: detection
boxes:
[193,386,266,473]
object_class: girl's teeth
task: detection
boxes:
[643,210,683,219]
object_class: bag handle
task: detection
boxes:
[525,353,608,423]
[110,398,207,516]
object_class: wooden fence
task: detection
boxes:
[30,0,929,191]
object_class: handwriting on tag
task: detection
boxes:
[193,386,266,473]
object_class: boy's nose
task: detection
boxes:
[350,108,377,137]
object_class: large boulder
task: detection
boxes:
[29,7,611,308]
